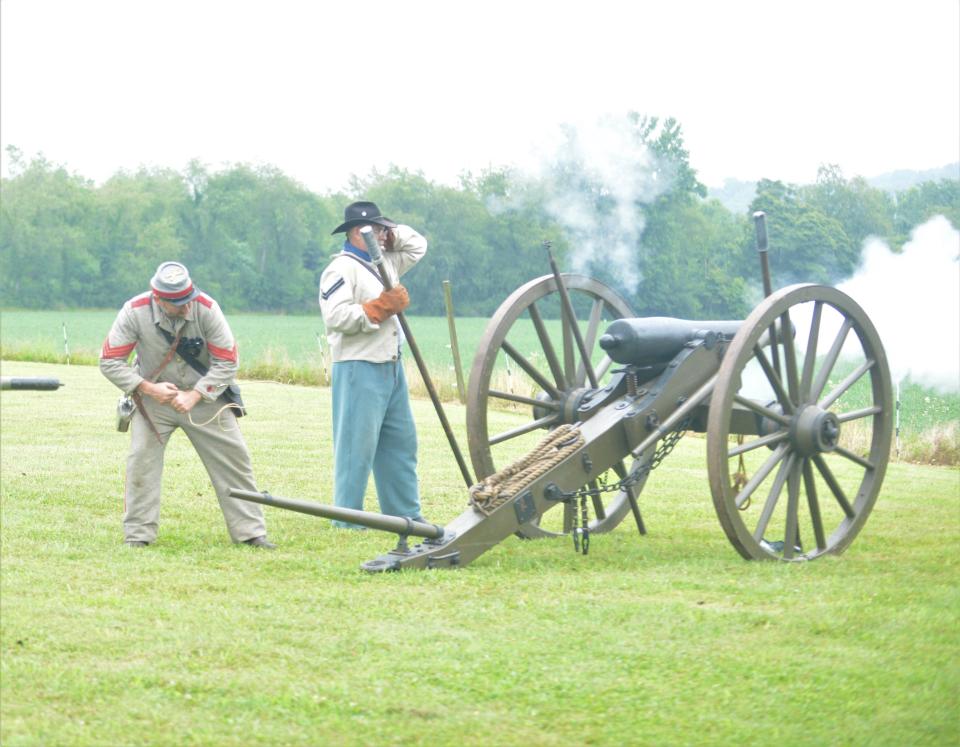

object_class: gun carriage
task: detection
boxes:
[232,217,892,571]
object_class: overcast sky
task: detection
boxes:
[1,0,958,192]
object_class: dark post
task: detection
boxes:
[753,211,782,379]
[442,280,467,404]
[753,211,773,298]
[543,241,599,388]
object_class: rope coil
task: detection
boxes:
[469,424,585,516]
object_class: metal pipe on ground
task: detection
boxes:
[1,377,64,390]
[229,489,446,540]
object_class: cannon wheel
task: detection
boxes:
[707,284,893,561]
[466,273,645,538]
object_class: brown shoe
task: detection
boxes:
[242,536,277,549]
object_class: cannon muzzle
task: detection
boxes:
[229,489,445,540]
[0,377,64,391]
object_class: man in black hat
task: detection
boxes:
[319,202,428,526]
[100,261,276,548]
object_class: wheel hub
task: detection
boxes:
[790,405,841,456]
[534,387,591,424]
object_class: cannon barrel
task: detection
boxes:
[599,317,743,366]
[0,377,64,391]
[229,489,446,539]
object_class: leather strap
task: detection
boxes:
[340,252,386,286]
[135,323,186,444]
[148,324,185,380]
[131,391,164,444]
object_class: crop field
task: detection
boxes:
[1,361,958,746]
[1,308,535,383]
[2,308,957,464]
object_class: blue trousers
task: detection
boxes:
[331,359,422,527]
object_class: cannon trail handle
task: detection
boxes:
[359,227,474,489]
[229,489,446,540]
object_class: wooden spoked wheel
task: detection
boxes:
[707,284,893,561]
[465,274,645,538]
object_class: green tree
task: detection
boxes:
[803,164,893,264]
[0,149,98,308]
[92,167,190,305]
[748,178,851,285]
[181,164,332,311]
[892,178,960,246]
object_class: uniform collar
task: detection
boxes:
[342,240,372,262]
[151,295,194,332]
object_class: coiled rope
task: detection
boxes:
[468,424,585,516]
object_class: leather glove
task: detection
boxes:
[362,285,409,323]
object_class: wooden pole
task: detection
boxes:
[361,228,474,489]
[442,280,467,404]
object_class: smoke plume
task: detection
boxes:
[837,216,959,392]
[488,114,675,294]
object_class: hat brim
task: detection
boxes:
[155,287,200,306]
[331,216,398,235]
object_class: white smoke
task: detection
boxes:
[837,216,959,392]
[487,114,674,294]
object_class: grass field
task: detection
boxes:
[0,308,544,399]
[2,308,957,464]
[1,361,958,746]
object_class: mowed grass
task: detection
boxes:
[1,361,958,746]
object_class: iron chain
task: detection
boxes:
[559,419,690,504]
[563,422,688,555]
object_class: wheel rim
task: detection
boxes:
[466,274,642,537]
[707,284,893,561]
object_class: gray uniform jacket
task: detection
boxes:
[100,291,239,400]
[319,224,427,363]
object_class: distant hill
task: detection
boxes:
[706,179,758,215]
[866,163,960,193]
[707,162,960,214]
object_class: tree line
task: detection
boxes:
[1,118,957,320]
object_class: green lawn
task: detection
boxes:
[1,361,958,746]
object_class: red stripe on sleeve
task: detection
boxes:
[102,339,137,359]
[195,294,213,308]
[207,342,238,362]
[131,295,152,308]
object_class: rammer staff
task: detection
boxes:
[360,226,474,489]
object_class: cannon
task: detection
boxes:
[0,377,64,391]
[232,222,892,571]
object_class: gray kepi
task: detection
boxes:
[150,261,200,305]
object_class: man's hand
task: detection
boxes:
[172,389,203,414]
[383,228,397,252]
[139,380,178,404]
[362,285,410,323]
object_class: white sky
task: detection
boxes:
[1,0,958,192]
